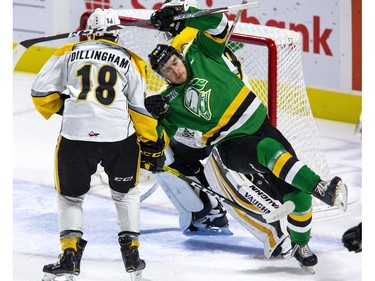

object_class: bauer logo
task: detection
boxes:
[88,131,100,137]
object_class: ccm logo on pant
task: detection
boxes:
[114,176,133,182]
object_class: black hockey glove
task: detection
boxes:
[150,7,186,36]
[56,93,70,116]
[145,95,171,119]
[342,222,362,253]
[140,140,166,173]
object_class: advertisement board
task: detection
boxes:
[13,0,362,122]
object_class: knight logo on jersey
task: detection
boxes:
[88,131,100,137]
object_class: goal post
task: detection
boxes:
[80,9,358,219]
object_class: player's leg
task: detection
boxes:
[217,133,323,273]
[42,136,95,281]
[217,118,348,211]
[103,133,146,274]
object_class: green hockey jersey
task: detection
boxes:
[160,8,267,146]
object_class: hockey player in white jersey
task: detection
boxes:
[31,8,165,281]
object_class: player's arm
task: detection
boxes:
[184,7,229,58]
[150,6,228,58]
[31,44,74,119]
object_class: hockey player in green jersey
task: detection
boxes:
[144,5,348,273]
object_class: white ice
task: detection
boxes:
[12,72,364,281]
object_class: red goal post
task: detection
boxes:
[79,9,356,219]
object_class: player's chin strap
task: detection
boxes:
[162,164,295,223]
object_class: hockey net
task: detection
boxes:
[80,10,344,218]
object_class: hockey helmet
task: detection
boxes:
[148,44,184,75]
[162,0,199,12]
[86,8,121,40]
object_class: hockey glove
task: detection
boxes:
[56,93,70,116]
[145,95,171,119]
[342,222,362,253]
[150,7,186,36]
[140,141,166,173]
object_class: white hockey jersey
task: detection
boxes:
[31,39,160,143]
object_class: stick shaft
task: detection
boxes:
[13,2,260,68]
[225,0,248,45]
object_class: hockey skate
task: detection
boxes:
[119,235,146,281]
[287,243,318,274]
[42,238,87,281]
[187,203,232,235]
[312,176,348,211]
[270,236,293,258]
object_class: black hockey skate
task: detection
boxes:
[188,203,232,235]
[290,243,318,274]
[119,234,146,281]
[42,238,87,281]
[312,176,348,211]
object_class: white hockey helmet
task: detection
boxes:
[86,8,120,40]
[162,0,199,12]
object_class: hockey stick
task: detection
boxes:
[175,1,260,21]
[13,1,260,69]
[162,164,290,223]
[140,182,159,202]
[225,0,248,45]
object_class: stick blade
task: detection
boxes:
[262,201,295,223]
[227,1,260,12]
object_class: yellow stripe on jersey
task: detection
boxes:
[203,28,229,44]
[128,49,148,81]
[32,93,63,120]
[171,27,198,51]
[129,108,160,143]
[272,151,293,177]
[54,42,76,56]
[202,85,249,144]
[54,135,62,194]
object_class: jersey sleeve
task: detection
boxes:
[31,43,74,119]
[125,50,164,144]
[184,7,229,58]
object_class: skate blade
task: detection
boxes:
[42,272,76,281]
[130,270,143,281]
[184,226,233,236]
[299,263,316,274]
[334,181,348,212]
